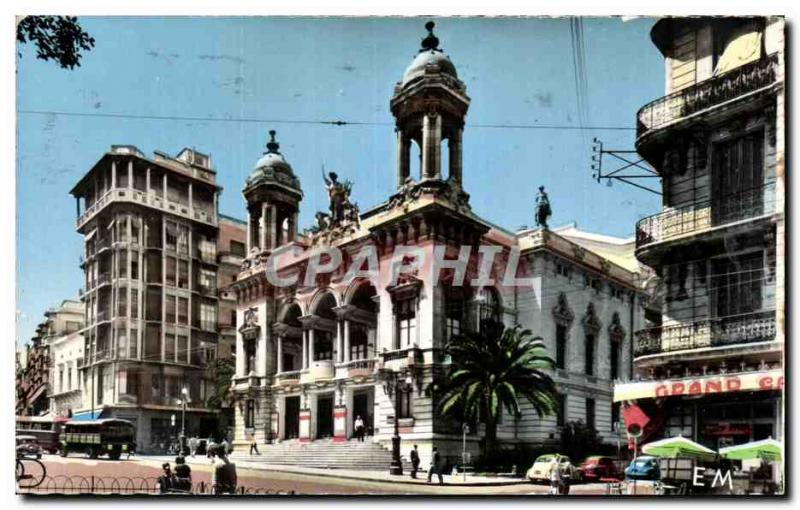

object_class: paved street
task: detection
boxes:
[22,454,618,496]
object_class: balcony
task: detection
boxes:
[634,310,776,358]
[274,370,302,386]
[636,53,779,144]
[77,187,217,230]
[335,357,379,379]
[636,182,776,253]
[300,360,334,383]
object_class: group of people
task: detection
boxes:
[157,445,238,495]
[184,436,232,458]
[408,445,444,485]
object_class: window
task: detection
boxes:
[131,221,140,244]
[445,287,464,340]
[555,324,567,370]
[178,297,189,325]
[131,258,139,280]
[229,310,236,327]
[585,334,595,376]
[166,257,177,287]
[198,238,216,262]
[586,398,595,431]
[556,262,570,278]
[129,328,138,358]
[245,341,255,374]
[117,331,127,358]
[165,334,175,362]
[177,335,188,364]
[130,288,138,319]
[712,252,764,318]
[200,303,217,331]
[199,268,215,292]
[245,399,255,428]
[350,324,368,360]
[610,340,620,380]
[117,287,128,317]
[165,223,178,251]
[398,390,412,419]
[395,298,416,349]
[118,250,128,278]
[178,260,189,289]
[712,131,765,225]
[314,331,333,361]
[230,240,246,257]
[478,287,501,324]
[165,296,176,324]
[177,226,189,255]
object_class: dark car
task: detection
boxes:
[624,456,661,481]
[16,435,43,459]
[578,456,621,482]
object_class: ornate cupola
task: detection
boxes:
[243,130,303,255]
[390,21,471,195]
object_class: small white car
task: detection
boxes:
[526,454,580,482]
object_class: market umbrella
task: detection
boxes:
[719,438,782,461]
[641,435,717,461]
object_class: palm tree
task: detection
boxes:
[436,319,558,458]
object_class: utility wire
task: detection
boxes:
[17,109,635,131]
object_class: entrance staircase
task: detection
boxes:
[231,438,403,471]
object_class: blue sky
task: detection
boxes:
[16,16,663,344]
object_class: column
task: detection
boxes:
[449,127,463,188]
[127,160,133,189]
[421,113,442,180]
[75,197,81,219]
[336,321,344,363]
[188,182,193,211]
[344,320,351,362]
[276,335,283,373]
[308,329,316,365]
[396,129,410,187]
[302,330,308,369]
[111,160,117,188]
[245,209,252,253]
[162,174,168,201]
[287,212,296,243]
[269,205,278,249]
[146,167,151,194]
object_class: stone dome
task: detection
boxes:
[246,130,301,191]
[401,49,458,86]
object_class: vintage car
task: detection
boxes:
[624,455,661,481]
[16,435,43,459]
[577,456,621,482]
[527,454,581,482]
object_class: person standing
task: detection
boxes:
[157,462,175,494]
[173,456,192,492]
[549,456,562,495]
[410,445,420,479]
[188,436,198,458]
[210,445,238,495]
[221,437,231,456]
[427,446,444,485]
[354,415,365,442]
[248,429,260,456]
[206,436,216,459]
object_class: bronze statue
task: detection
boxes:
[535,186,551,228]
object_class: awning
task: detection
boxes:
[70,409,106,421]
[714,24,763,75]
[642,435,717,461]
[614,369,784,402]
[720,438,782,461]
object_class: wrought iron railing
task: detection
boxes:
[634,310,776,357]
[636,182,776,250]
[636,53,779,140]
[17,475,295,495]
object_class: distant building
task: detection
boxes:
[69,145,244,451]
[616,17,785,455]
[49,331,84,417]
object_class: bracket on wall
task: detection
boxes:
[591,138,662,195]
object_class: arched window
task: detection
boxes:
[477,287,501,327]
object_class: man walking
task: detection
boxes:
[427,446,444,485]
[188,436,198,458]
[248,429,260,455]
[410,444,420,479]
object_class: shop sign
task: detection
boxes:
[614,369,784,402]
[702,423,752,437]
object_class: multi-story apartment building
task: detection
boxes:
[217,215,247,361]
[69,145,235,451]
[49,331,85,417]
[228,22,651,468]
[615,17,785,457]
[16,299,84,416]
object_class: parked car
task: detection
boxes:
[624,455,661,481]
[578,456,621,482]
[527,454,581,482]
[16,435,43,459]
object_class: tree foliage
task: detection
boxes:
[205,358,235,409]
[436,319,558,457]
[17,16,95,69]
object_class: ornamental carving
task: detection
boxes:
[552,292,574,325]
[307,171,361,246]
[582,302,602,332]
[608,312,625,342]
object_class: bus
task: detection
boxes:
[60,419,137,460]
[15,416,67,454]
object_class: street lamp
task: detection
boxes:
[178,387,189,455]
[379,368,414,476]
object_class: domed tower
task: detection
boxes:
[390,21,470,193]
[243,130,303,254]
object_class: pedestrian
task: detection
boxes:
[548,456,562,495]
[173,456,192,492]
[188,436,198,458]
[157,462,175,494]
[410,444,420,479]
[354,415,365,442]
[206,436,216,459]
[222,437,231,456]
[210,445,238,495]
[427,446,444,485]
[248,429,260,455]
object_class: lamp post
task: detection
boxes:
[179,387,189,455]
[379,368,414,476]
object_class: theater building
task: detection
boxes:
[230,23,650,467]
[615,17,785,454]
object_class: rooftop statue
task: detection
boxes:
[535,186,552,228]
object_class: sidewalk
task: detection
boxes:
[141,454,529,487]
